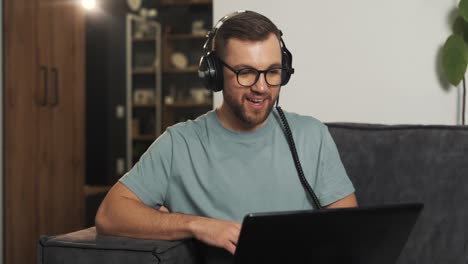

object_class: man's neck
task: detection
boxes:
[215,104,269,133]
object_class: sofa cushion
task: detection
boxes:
[38,227,199,264]
[327,123,468,264]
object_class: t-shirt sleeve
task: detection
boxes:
[315,125,355,206]
[119,131,173,208]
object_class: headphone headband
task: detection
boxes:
[202,10,248,54]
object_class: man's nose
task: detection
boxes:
[251,73,268,93]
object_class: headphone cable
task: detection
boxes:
[275,104,323,210]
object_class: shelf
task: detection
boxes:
[133,67,159,74]
[133,135,157,141]
[167,33,206,40]
[163,65,198,74]
[133,36,157,42]
[133,103,158,108]
[165,101,212,108]
[160,0,211,6]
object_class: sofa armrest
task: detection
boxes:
[38,227,200,264]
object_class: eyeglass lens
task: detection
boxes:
[237,68,282,86]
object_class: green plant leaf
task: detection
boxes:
[454,16,467,35]
[460,0,468,22]
[453,16,468,44]
[442,35,468,86]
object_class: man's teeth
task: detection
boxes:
[248,98,264,103]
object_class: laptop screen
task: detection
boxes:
[234,203,423,264]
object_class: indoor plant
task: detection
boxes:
[442,0,468,125]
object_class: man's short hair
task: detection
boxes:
[214,11,281,59]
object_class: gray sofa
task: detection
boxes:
[38,123,468,264]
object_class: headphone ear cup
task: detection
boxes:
[212,56,224,92]
[199,52,222,92]
[281,47,293,86]
[199,55,211,90]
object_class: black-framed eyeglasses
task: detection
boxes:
[219,59,288,87]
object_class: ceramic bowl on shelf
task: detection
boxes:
[190,88,210,103]
[170,52,189,70]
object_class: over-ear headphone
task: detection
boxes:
[198,10,295,92]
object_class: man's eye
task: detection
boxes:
[239,69,257,75]
[268,68,282,75]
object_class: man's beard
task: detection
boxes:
[223,92,276,128]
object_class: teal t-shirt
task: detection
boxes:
[120,109,354,222]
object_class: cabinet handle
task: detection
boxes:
[50,67,59,106]
[37,66,48,106]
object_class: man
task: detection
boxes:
[96,10,357,257]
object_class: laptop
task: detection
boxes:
[234,203,423,264]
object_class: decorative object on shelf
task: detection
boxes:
[127,0,142,12]
[134,20,149,38]
[133,89,155,105]
[441,0,468,125]
[170,52,189,69]
[192,20,208,36]
[164,95,174,105]
[190,87,210,103]
[132,9,158,38]
[166,84,178,104]
[140,8,158,19]
[148,9,158,18]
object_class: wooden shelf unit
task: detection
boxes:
[127,15,162,169]
[158,0,213,131]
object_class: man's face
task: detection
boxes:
[220,33,282,131]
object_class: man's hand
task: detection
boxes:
[157,204,241,254]
[189,217,242,255]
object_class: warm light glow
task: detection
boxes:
[82,0,96,10]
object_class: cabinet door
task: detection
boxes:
[36,0,56,240]
[4,0,48,263]
[5,0,85,262]
[42,0,85,235]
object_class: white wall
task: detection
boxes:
[213,0,465,125]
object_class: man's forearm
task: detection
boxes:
[95,182,241,254]
[96,187,200,240]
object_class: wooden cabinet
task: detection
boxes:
[4,0,85,263]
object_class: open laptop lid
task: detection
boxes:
[234,203,423,264]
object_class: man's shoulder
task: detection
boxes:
[166,110,213,138]
[274,108,327,132]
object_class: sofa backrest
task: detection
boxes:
[327,123,468,264]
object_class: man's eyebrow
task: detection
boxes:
[231,62,282,69]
